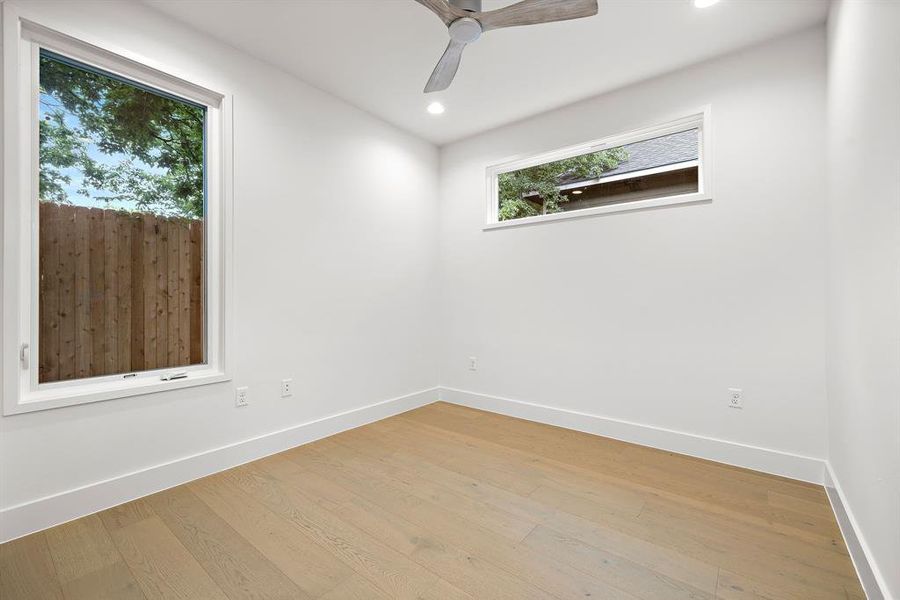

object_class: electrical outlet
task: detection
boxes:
[728,388,743,409]
[235,386,248,407]
[468,356,478,371]
[281,378,293,398]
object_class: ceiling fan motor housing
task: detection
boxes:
[449,17,483,43]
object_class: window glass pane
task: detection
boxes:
[38,49,206,383]
[497,128,700,221]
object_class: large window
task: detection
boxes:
[3,6,232,413]
[486,111,710,228]
[38,50,206,384]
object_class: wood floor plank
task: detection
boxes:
[1,402,864,600]
[216,460,473,600]
[106,516,227,600]
[318,576,392,600]
[188,473,355,598]
[521,524,713,600]
[263,461,433,557]
[408,540,555,600]
[715,568,816,600]
[146,486,309,600]
[99,498,156,531]
[767,489,835,518]
[636,497,860,587]
[0,533,65,600]
[44,514,123,584]
[44,514,146,600]
[58,562,148,600]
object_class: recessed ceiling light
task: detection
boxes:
[427,101,445,115]
[694,0,720,7]
[571,190,583,195]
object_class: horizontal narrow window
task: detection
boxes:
[486,112,710,228]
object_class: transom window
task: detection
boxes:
[486,111,710,228]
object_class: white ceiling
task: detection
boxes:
[143,0,828,145]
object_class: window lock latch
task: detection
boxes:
[160,371,188,381]
[20,343,29,369]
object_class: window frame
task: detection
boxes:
[2,4,234,415]
[484,109,712,229]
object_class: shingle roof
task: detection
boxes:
[556,129,699,188]
[599,129,699,178]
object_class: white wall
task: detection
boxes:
[0,0,440,534]
[826,1,900,597]
[438,29,828,469]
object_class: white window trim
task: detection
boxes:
[2,3,234,415]
[484,108,712,230]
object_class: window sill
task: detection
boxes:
[6,369,231,415]
[483,192,712,231]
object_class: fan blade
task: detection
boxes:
[413,0,468,25]
[424,39,467,92]
[477,0,598,31]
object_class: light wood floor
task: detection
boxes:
[1,402,864,600]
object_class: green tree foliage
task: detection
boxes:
[39,53,205,219]
[497,147,628,221]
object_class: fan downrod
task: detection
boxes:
[449,0,482,13]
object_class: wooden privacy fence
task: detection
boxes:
[39,202,204,383]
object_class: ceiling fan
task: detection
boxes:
[414,0,599,93]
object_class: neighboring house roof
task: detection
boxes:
[558,129,699,187]
[601,129,699,177]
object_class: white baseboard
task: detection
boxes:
[439,387,825,484]
[0,387,439,543]
[824,463,891,600]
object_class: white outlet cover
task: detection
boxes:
[281,379,293,398]
[728,388,743,409]
[235,386,249,407]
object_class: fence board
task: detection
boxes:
[178,225,190,366]
[57,209,76,380]
[155,218,168,369]
[88,208,106,378]
[39,202,60,382]
[117,213,132,374]
[131,216,145,373]
[143,213,158,371]
[167,221,179,367]
[74,209,91,379]
[38,203,203,383]
[103,210,118,375]
[190,221,203,365]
